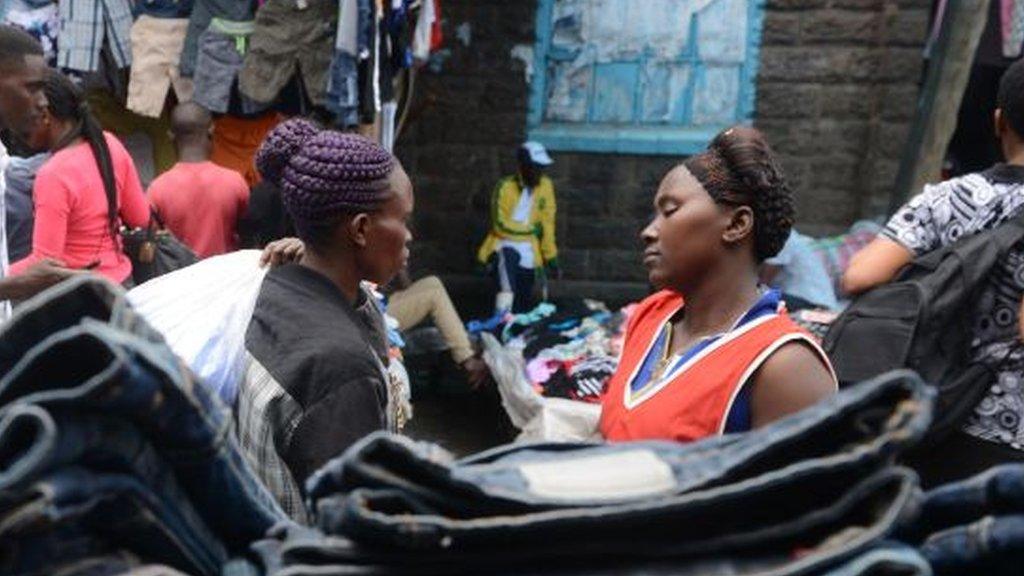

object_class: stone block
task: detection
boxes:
[758,46,879,83]
[762,12,801,45]
[866,157,901,201]
[591,249,647,282]
[756,119,871,157]
[832,0,884,9]
[566,153,636,186]
[878,84,921,120]
[873,121,912,158]
[565,219,644,251]
[818,84,874,119]
[793,185,860,227]
[777,157,811,195]
[446,112,526,145]
[483,77,528,113]
[633,156,680,189]
[878,47,925,82]
[558,249,592,280]
[555,184,611,218]
[801,10,879,44]
[757,83,821,119]
[766,0,827,10]
[884,7,930,46]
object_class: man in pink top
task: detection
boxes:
[148,103,250,258]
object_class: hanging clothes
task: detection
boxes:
[238,0,338,109]
[193,17,265,115]
[327,0,372,127]
[127,16,194,118]
[134,0,195,18]
[1004,0,1024,58]
[180,0,257,77]
[411,0,432,60]
[2,0,59,66]
[58,0,133,72]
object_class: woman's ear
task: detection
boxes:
[349,213,371,248]
[722,205,755,245]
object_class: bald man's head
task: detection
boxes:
[169,102,213,159]
[171,102,212,139]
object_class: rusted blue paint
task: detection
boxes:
[527,0,767,155]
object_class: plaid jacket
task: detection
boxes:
[234,265,391,523]
[58,0,133,72]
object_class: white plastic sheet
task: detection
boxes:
[480,333,601,442]
[127,250,268,405]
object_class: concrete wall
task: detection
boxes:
[396,0,931,290]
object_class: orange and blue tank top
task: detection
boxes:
[600,289,835,443]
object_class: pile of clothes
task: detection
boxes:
[0,277,287,576]
[229,370,1018,575]
[470,300,632,404]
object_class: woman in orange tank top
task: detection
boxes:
[600,127,837,443]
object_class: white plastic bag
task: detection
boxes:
[480,333,601,442]
[127,250,268,405]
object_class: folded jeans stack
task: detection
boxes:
[895,463,1024,575]
[236,370,936,575]
[0,277,288,576]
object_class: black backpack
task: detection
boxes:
[822,213,1024,446]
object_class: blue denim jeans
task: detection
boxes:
[0,522,112,576]
[0,467,225,575]
[242,470,919,576]
[896,464,1024,575]
[326,51,358,127]
[0,276,159,367]
[306,370,934,515]
[897,464,1024,542]
[0,277,288,549]
[918,515,1024,575]
[0,404,230,575]
[287,371,933,573]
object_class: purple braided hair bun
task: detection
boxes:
[256,119,396,235]
[256,118,319,186]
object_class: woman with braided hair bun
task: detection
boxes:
[236,118,415,522]
[600,126,837,443]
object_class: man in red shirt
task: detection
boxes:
[148,102,249,258]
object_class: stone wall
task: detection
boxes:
[396,0,931,289]
[757,0,931,234]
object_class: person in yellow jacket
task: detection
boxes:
[477,141,558,313]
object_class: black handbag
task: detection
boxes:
[122,209,198,285]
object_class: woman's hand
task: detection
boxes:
[260,238,305,268]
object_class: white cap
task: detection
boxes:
[520,141,554,166]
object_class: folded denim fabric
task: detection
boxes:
[918,515,1024,576]
[0,277,288,549]
[307,370,934,517]
[0,277,160,369]
[241,469,918,575]
[896,463,1024,543]
[0,405,181,494]
[0,523,113,576]
[0,467,225,575]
